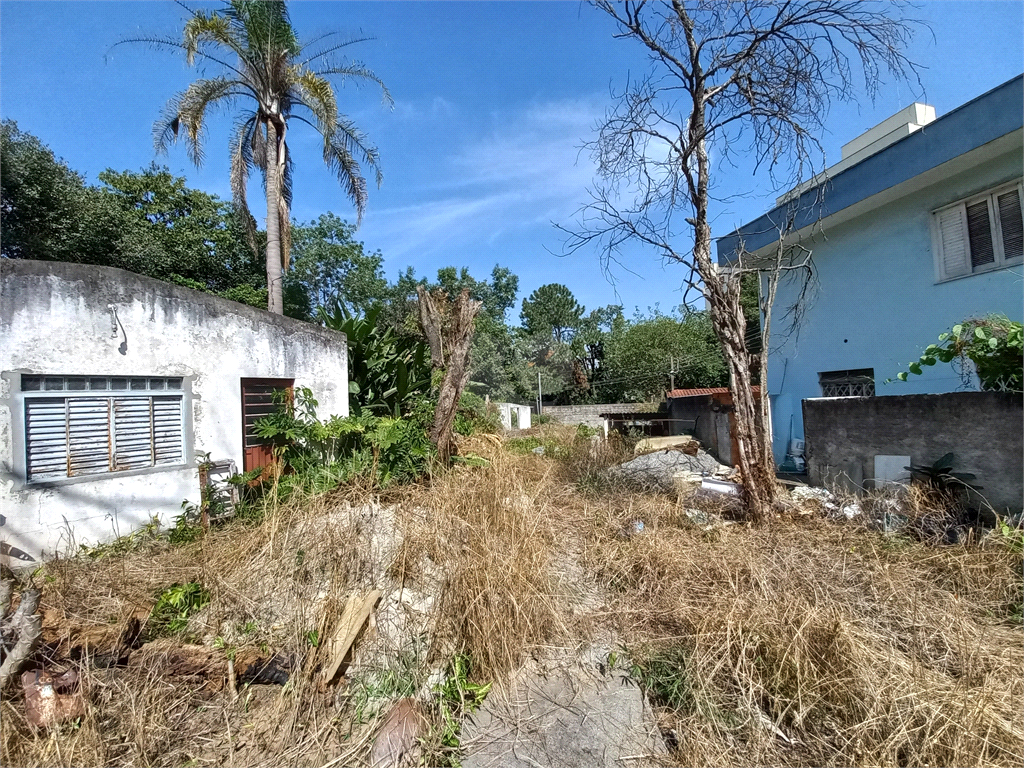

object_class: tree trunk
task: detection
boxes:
[690,98,778,521]
[265,119,284,315]
[416,287,482,463]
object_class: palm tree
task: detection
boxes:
[125,1,391,314]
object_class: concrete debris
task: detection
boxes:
[612,448,727,491]
[634,436,700,456]
[790,486,838,509]
[22,668,85,728]
[462,654,666,768]
[841,504,863,519]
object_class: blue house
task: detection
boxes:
[718,75,1023,466]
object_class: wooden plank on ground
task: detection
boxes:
[321,590,382,685]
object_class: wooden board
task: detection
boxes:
[321,590,382,685]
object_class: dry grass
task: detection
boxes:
[580,490,1023,767]
[2,426,1021,767]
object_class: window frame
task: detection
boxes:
[8,373,192,487]
[932,180,1024,283]
[818,368,876,398]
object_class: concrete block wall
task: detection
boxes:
[539,403,662,429]
[803,392,1023,512]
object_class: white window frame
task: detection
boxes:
[16,375,188,485]
[932,180,1024,283]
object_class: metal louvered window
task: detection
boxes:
[933,181,1024,281]
[22,375,185,482]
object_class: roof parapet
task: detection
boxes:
[776,102,936,206]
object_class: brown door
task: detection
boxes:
[240,378,294,473]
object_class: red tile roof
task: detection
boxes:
[666,386,760,399]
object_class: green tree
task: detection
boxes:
[288,213,387,314]
[98,164,262,289]
[520,283,584,343]
[1,120,90,261]
[601,310,727,401]
[131,0,392,314]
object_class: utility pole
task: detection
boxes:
[537,371,543,415]
[669,355,676,391]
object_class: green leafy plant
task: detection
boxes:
[78,516,162,559]
[628,646,695,714]
[905,453,982,493]
[891,316,1023,392]
[319,301,432,417]
[433,654,492,765]
[453,391,502,436]
[149,582,210,637]
[253,386,434,490]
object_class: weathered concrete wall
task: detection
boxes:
[1,260,348,563]
[803,392,1023,512]
[540,402,661,429]
[496,403,531,431]
[666,396,731,464]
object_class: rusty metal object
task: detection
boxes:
[22,668,85,729]
[369,697,427,768]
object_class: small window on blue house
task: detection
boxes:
[819,369,874,397]
[933,181,1023,281]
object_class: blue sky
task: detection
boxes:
[1,1,1022,321]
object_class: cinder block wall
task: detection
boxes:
[539,403,661,429]
[803,392,1023,512]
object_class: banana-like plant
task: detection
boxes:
[319,300,431,417]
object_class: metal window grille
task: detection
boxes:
[23,376,184,481]
[819,369,875,398]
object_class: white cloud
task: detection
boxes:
[364,95,606,260]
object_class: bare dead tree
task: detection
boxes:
[417,286,483,463]
[568,0,921,520]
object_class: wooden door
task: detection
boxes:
[240,378,293,473]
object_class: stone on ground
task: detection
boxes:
[462,655,666,768]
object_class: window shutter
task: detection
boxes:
[937,206,970,278]
[67,398,111,477]
[113,397,154,470]
[153,396,184,465]
[997,188,1024,261]
[25,398,69,480]
[965,199,996,268]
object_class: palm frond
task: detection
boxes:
[312,62,394,107]
[183,11,238,65]
[299,36,376,66]
[291,68,338,136]
[230,113,261,255]
[225,0,298,58]
[324,126,370,225]
[172,77,248,165]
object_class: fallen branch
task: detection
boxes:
[1,588,43,689]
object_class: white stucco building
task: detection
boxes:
[1,260,349,566]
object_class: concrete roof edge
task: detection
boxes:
[716,74,1024,264]
[0,259,348,347]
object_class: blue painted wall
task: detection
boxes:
[765,148,1024,462]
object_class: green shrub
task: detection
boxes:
[149,582,210,636]
[253,387,434,490]
[454,391,502,436]
[892,315,1023,392]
